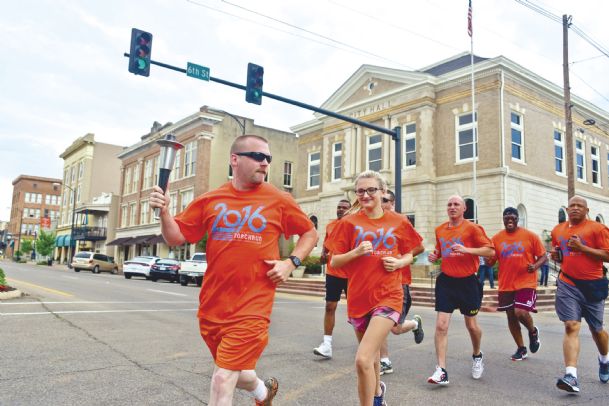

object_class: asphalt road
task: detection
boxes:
[1,260,608,405]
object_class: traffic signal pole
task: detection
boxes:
[124,53,403,212]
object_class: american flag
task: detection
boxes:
[467,0,473,37]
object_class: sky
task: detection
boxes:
[1,0,608,221]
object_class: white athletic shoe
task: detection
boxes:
[472,352,484,379]
[313,341,332,358]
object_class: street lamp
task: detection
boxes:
[54,182,77,264]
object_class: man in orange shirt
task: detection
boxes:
[487,207,547,361]
[378,189,425,376]
[313,198,352,359]
[150,134,318,406]
[551,196,609,394]
[427,195,494,385]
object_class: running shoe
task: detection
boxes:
[313,341,332,359]
[427,366,449,385]
[412,315,424,344]
[373,381,387,406]
[599,357,609,383]
[529,326,541,353]
[556,373,580,393]
[255,377,279,405]
[472,352,484,379]
[380,360,393,375]
[511,346,528,361]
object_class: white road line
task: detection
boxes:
[146,289,188,297]
[1,308,198,316]
[61,276,79,280]
[0,300,196,305]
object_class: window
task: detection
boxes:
[404,123,416,167]
[283,161,293,188]
[456,112,477,161]
[180,189,194,212]
[464,198,477,223]
[511,113,524,161]
[308,152,320,189]
[406,214,415,228]
[554,130,564,174]
[36,193,42,204]
[144,159,153,189]
[171,150,181,181]
[517,204,527,227]
[332,142,342,181]
[170,192,178,216]
[78,161,84,179]
[591,146,600,186]
[45,195,50,205]
[76,185,81,204]
[153,155,160,186]
[124,167,132,194]
[140,201,149,225]
[70,166,75,183]
[25,192,30,203]
[367,134,382,171]
[183,140,197,177]
[558,207,567,223]
[129,203,137,226]
[132,163,140,192]
[576,140,585,181]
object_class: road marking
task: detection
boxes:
[62,276,79,280]
[0,300,197,305]
[1,308,198,316]
[146,289,188,297]
[6,278,74,297]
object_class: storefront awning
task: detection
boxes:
[63,235,74,247]
[129,234,156,245]
[106,237,133,246]
[146,234,166,245]
[55,235,66,247]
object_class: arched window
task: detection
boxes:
[464,198,477,223]
[517,204,527,227]
[558,207,567,223]
[596,214,604,224]
[309,215,318,230]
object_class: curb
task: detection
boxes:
[0,289,23,300]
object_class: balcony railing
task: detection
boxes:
[72,226,107,241]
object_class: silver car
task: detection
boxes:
[123,256,160,279]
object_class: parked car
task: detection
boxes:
[179,252,207,286]
[71,252,118,274]
[149,258,181,283]
[123,256,160,279]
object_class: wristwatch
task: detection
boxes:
[289,255,302,267]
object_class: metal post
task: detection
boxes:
[69,188,76,263]
[392,126,402,213]
[563,14,575,199]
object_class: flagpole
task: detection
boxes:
[468,0,477,222]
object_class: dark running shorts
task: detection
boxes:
[325,274,348,302]
[398,284,412,324]
[435,273,483,316]
[497,289,537,313]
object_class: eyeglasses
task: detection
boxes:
[355,187,380,196]
[234,151,272,163]
[382,197,394,203]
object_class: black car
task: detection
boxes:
[149,259,181,283]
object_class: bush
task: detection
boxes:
[0,267,6,286]
[302,255,322,274]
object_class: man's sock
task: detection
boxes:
[250,378,267,401]
[323,335,332,345]
[600,353,609,363]
[565,366,577,378]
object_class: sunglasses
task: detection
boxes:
[234,151,272,163]
[382,198,394,203]
[355,187,380,196]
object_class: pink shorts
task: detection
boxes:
[348,306,401,333]
[497,289,537,313]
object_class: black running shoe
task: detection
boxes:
[529,326,540,353]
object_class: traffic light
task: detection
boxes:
[128,28,153,77]
[246,63,264,105]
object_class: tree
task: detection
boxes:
[36,230,56,258]
[20,239,33,254]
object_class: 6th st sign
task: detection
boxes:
[186,62,210,81]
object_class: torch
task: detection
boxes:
[154,133,184,220]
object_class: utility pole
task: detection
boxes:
[563,14,575,199]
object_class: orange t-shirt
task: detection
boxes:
[325,210,421,318]
[174,182,314,324]
[491,228,546,291]
[435,220,493,278]
[399,216,422,286]
[324,219,347,279]
[551,219,609,283]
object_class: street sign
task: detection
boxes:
[186,62,210,81]
[41,217,51,229]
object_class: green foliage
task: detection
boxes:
[196,233,208,252]
[0,267,6,286]
[36,230,56,257]
[14,250,22,260]
[302,255,321,274]
[20,239,33,254]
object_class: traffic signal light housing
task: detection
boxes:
[246,63,264,105]
[128,28,153,77]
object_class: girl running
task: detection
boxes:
[327,170,422,406]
